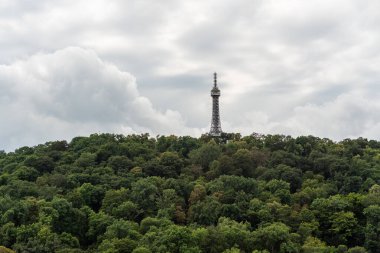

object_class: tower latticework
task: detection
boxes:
[209,72,222,136]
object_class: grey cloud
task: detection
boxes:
[1,0,380,150]
[224,92,380,141]
[0,47,200,151]
[282,92,380,139]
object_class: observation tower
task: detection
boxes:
[209,72,222,136]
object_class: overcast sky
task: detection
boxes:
[1,0,380,151]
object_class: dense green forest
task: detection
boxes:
[0,133,380,253]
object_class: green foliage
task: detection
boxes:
[0,133,380,252]
[97,237,138,253]
[329,211,358,245]
[24,155,55,173]
[0,246,15,253]
[103,219,140,241]
[132,247,151,253]
[363,205,380,251]
[141,224,201,253]
[253,222,292,252]
[347,247,368,253]
[301,236,334,253]
[190,140,222,169]
[139,217,172,234]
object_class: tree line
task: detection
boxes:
[0,133,379,252]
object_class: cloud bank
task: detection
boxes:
[227,92,380,141]
[2,1,380,150]
[0,47,201,151]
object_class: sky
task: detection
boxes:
[1,0,380,151]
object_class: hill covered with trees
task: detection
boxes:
[0,133,380,253]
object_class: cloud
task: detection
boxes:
[282,92,380,140]
[1,1,380,150]
[0,47,201,151]
[224,91,380,141]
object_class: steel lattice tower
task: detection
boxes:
[209,72,222,136]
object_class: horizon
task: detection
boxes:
[2,131,377,153]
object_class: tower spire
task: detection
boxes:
[209,72,222,137]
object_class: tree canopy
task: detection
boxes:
[0,133,379,252]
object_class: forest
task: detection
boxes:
[0,132,379,253]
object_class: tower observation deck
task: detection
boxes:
[209,72,222,136]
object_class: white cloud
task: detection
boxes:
[1,1,380,150]
[282,92,380,140]
[0,47,200,151]
[223,92,380,141]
